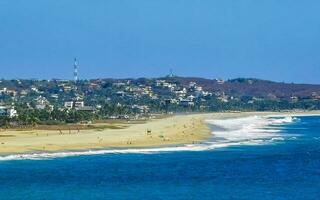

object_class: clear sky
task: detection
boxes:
[0,0,320,83]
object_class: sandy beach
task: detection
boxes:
[0,111,319,154]
[0,113,211,154]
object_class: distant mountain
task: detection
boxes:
[163,77,320,98]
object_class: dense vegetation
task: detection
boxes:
[0,77,320,128]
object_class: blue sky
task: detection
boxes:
[0,0,320,83]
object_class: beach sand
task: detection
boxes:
[0,111,319,154]
[0,114,211,154]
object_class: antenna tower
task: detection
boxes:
[74,58,78,83]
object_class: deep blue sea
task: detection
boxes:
[0,115,320,200]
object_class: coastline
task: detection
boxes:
[0,111,320,155]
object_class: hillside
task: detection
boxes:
[164,77,320,98]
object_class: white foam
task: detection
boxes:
[205,116,288,141]
[0,143,241,161]
[269,116,298,124]
[0,115,298,161]
[204,115,298,148]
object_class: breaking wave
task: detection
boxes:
[0,115,299,161]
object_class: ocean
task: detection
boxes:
[0,115,319,200]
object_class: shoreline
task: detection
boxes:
[0,111,320,155]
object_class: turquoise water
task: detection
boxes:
[0,116,320,199]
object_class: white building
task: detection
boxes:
[74,101,84,108]
[64,101,74,109]
[0,106,18,118]
[35,96,52,110]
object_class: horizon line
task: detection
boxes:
[0,76,318,85]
